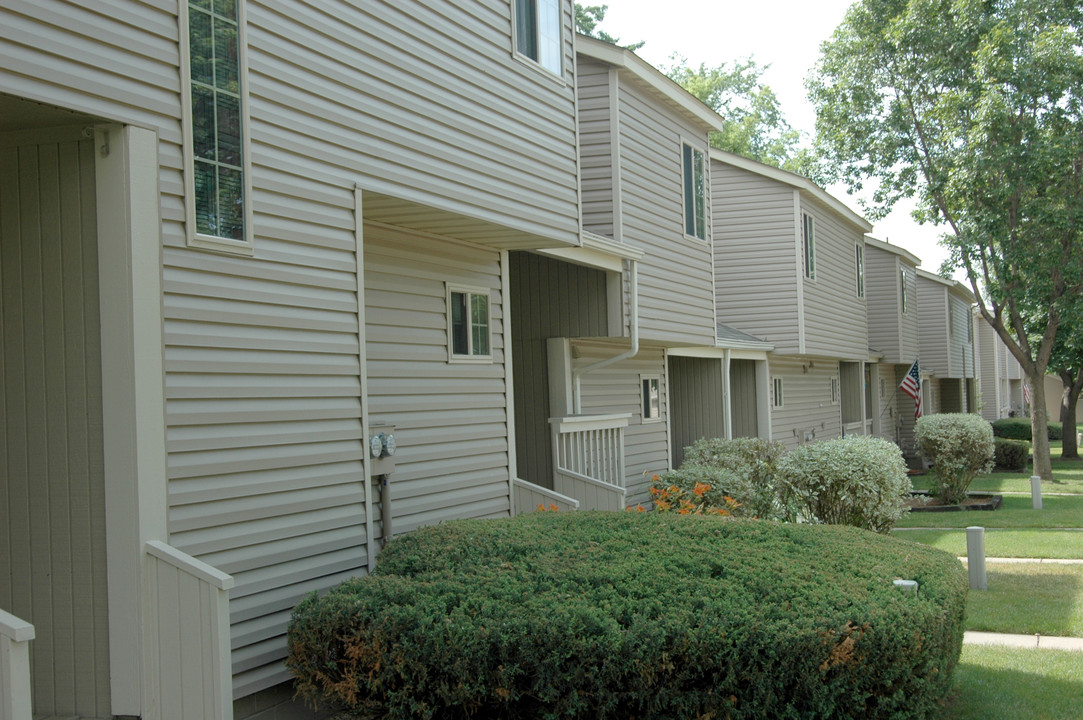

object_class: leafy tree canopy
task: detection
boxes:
[809,0,1083,477]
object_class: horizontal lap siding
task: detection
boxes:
[573,343,669,505]
[917,279,950,378]
[711,161,799,352]
[618,84,715,346]
[948,295,975,378]
[977,318,1000,421]
[365,224,511,534]
[769,356,842,450]
[577,60,615,238]
[865,248,903,362]
[800,199,867,360]
[249,0,579,245]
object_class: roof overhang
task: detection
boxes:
[536,231,643,272]
[865,236,921,267]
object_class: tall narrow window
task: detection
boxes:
[855,244,865,298]
[448,285,492,361]
[900,269,908,313]
[802,213,815,279]
[772,377,784,408]
[682,143,706,240]
[515,0,562,74]
[641,375,661,421]
[185,0,249,251]
[831,376,840,404]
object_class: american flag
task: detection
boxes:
[900,360,922,418]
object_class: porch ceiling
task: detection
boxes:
[0,93,99,132]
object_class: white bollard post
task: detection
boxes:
[966,526,987,590]
[1030,475,1043,510]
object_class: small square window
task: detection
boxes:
[514,0,562,74]
[772,377,784,408]
[802,213,815,279]
[682,142,707,240]
[641,375,661,421]
[447,285,492,362]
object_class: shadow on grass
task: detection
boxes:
[966,565,1083,637]
[943,647,1083,720]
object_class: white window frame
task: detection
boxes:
[512,0,563,76]
[802,213,815,280]
[179,0,254,256]
[831,376,840,405]
[446,284,493,363]
[681,140,708,241]
[772,376,784,409]
[640,374,662,423]
[855,243,865,298]
[900,269,909,313]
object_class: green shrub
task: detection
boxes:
[287,513,967,720]
[655,437,791,520]
[916,414,995,504]
[993,437,1031,471]
[775,435,912,533]
[992,417,1063,441]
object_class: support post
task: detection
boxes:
[966,526,987,590]
[1030,475,1043,510]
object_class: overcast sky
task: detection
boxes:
[598,0,954,274]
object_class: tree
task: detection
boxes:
[1048,321,1083,459]
[666,56,813,173]
[809,0,1083,478]
[574,4,643,51]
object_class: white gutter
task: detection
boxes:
[572,259,639,413]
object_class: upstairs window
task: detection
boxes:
[448,285,492,362]
[515,0,562,74]
[641,375,661,421]
[802,213,815,279]
[772,377,784,408]
[900,269,909,313]
[855,244,865,298]
[682,143,706,240]
[184,0,250,253]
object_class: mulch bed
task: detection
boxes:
[906,490,1003,512]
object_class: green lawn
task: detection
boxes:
[910,441,1083,495]
[943,646,1083,720]
[896,494,1083,529]
[962,563,1083,637]
[892,528,1083,559]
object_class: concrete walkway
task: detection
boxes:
[964,631,1083,651]
[958,557,1083,565]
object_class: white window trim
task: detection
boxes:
[511,0,565,79]
[802,213,816,280]
[446,283,494,364]
[900,269,909,313]
[640,373,663,423]
[772,376,784,409]
[855,243,865,299]
[680,138,709,242]
[179,0,255,256]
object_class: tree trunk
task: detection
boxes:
[1059,369,1083,460]
[1029,375,1053,479]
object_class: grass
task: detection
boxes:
[942,646,1083,720]
[962,563,1083,637]
[911,440,1083,495]
[892,528,1083,559]
[896,493,1083,528]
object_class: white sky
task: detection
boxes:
[598,0,954,275]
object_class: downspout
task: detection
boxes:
[572,259,639,413]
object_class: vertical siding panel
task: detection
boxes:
[730,359,759,438]
[669,356,725,466]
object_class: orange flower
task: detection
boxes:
[537,503,545,512]
[692,482,712,498]
[655,500,671,511]
[635,504,646,512]
[549,503,558,511]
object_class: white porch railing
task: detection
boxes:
[513,477,581,514]
[146,541,235,720]
[550,414,628,489]
[0,609,34,720]
[554,469,627,511]
[843,421,868,437]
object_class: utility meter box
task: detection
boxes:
[368,422,396,476]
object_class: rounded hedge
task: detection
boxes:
[991,417,1063,441]
[287,513,966,720]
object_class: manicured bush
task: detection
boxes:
[992,417,1063,441]
[287,512,967,720]
[775,435,912,533]
[916,414,995,504]
[994,437,1031,472]
[654,437,791,520]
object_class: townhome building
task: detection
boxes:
[862,238,922,456]
[710,150,872,449]
[975,311,1026,422]
[915,269,978,416]
[0,1,586,717]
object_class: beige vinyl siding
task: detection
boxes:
[800,199,867,360]
[509,252,609,489]
[1,134,111,718]
[976,316,1000,421]
[730,359,760,438]
[948,294,975,378]
[865,247,918,364]
[573,343,669,505]
[711,160,800,352]
[576,60,616,238]
[668,356,725,467]
[616,81,715,346]
[917,279,950,378]
[365,223,511,532]
[900,266,920,362]
[769,356,842,449]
